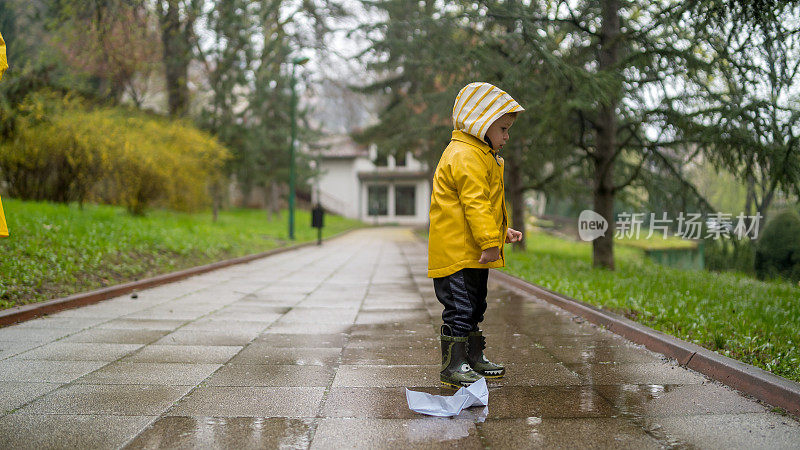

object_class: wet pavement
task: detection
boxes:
[1,227,798,449]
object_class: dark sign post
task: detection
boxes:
[312,204,324,245]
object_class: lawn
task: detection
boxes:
[502,230,800,382]
[0,198,363,310]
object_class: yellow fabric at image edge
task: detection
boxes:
[0,195,7,237]
[0,32,7,236]
[0,30,7,80]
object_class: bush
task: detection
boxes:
[755,210,800,283]
[704,237,756,275]
[0,93,104,203]
[0,91,230,214]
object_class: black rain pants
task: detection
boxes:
[433,268,489,337]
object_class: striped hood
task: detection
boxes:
[452,82,524,143]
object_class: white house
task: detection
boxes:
[309,135,431,225]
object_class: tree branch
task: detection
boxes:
[516,158,585,193]
[650,147,716,213]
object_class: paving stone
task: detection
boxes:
[0,341,44,360]
[322,387,452,419]
[75,362,221,385]
[477,345,559,364]
[0,327,76,343]
[62,329,169,345]
[332,365,441,388]
[205,364,333,387]
[18,384,193,415]
[9,316,108,330]
[533,334,639,349]
[201,310,283,323]
[229,345,341,365]
[643,413,800,448]
[121,345,242,364]
[0,414,155,450]
[152,329,260,346]
[595,383,769,416]
[123,309,214,321]
[566,362,708,385]
[482,385,616,418]
[124,417,315,449]
[547,344,665,364]
[50,302,146,318]
[486,363,583,386]
[0,360,108,383]
[16,342,143,361]
[277,307,360,324]
[296,298,364,308]
[311,418,482,449]
[253,333,346,348]
[348,323,436,336]
[354,310,431,325]
[345,335,438,349]
[95,319,187,331]
[0,382,62,414]
[167,386,325,417]
[262,323,352,334]
[478,417,663,449]
[341,347,438,365]
[180,319,268,333]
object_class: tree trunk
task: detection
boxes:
[160,0,190,117]
[269,180,281,220]
[592,0,621,270]
[508,144,526,250]
[744,171,755,216]
[211,181,220,223]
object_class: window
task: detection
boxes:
[395,151,406,167]
[368,185,388,216]
[374,153,388,167]
[395,185,416,216]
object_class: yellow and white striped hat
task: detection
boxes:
[452,82,524,142]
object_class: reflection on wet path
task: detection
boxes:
[0,228,797,449]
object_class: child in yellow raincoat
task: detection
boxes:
[428,82,524,388]
[1,30,8,238]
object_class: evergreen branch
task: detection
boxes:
[612,148,648,194]
[518,158,585,193]
[485,12,599,37]
[649,145,715,213]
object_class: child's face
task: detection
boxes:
[485,113,516,151]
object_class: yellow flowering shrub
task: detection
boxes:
[0,91,229,214]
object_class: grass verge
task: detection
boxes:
[503,230,800,383]
[1,198,363,310]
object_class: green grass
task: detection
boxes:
[615,230,698,250]
[0,198,364,310]
[502,231,800,382]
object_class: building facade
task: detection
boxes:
[311,136,431,226]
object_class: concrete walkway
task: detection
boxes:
[0,227,798,449]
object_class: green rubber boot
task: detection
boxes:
[467,329,505,378]
[440,325,482,389]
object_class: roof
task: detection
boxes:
[308,134,369,159]
[357,170,429,181]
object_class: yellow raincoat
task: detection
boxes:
[0,31,6,79]
[428,82,524,278]
[1,31,8,238]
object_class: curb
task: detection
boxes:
[0,228,359,328]
[492,269,800,417]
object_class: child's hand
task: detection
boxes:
[505,228,523,243]
[479,247,500,264]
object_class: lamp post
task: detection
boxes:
[288,55,309,240]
